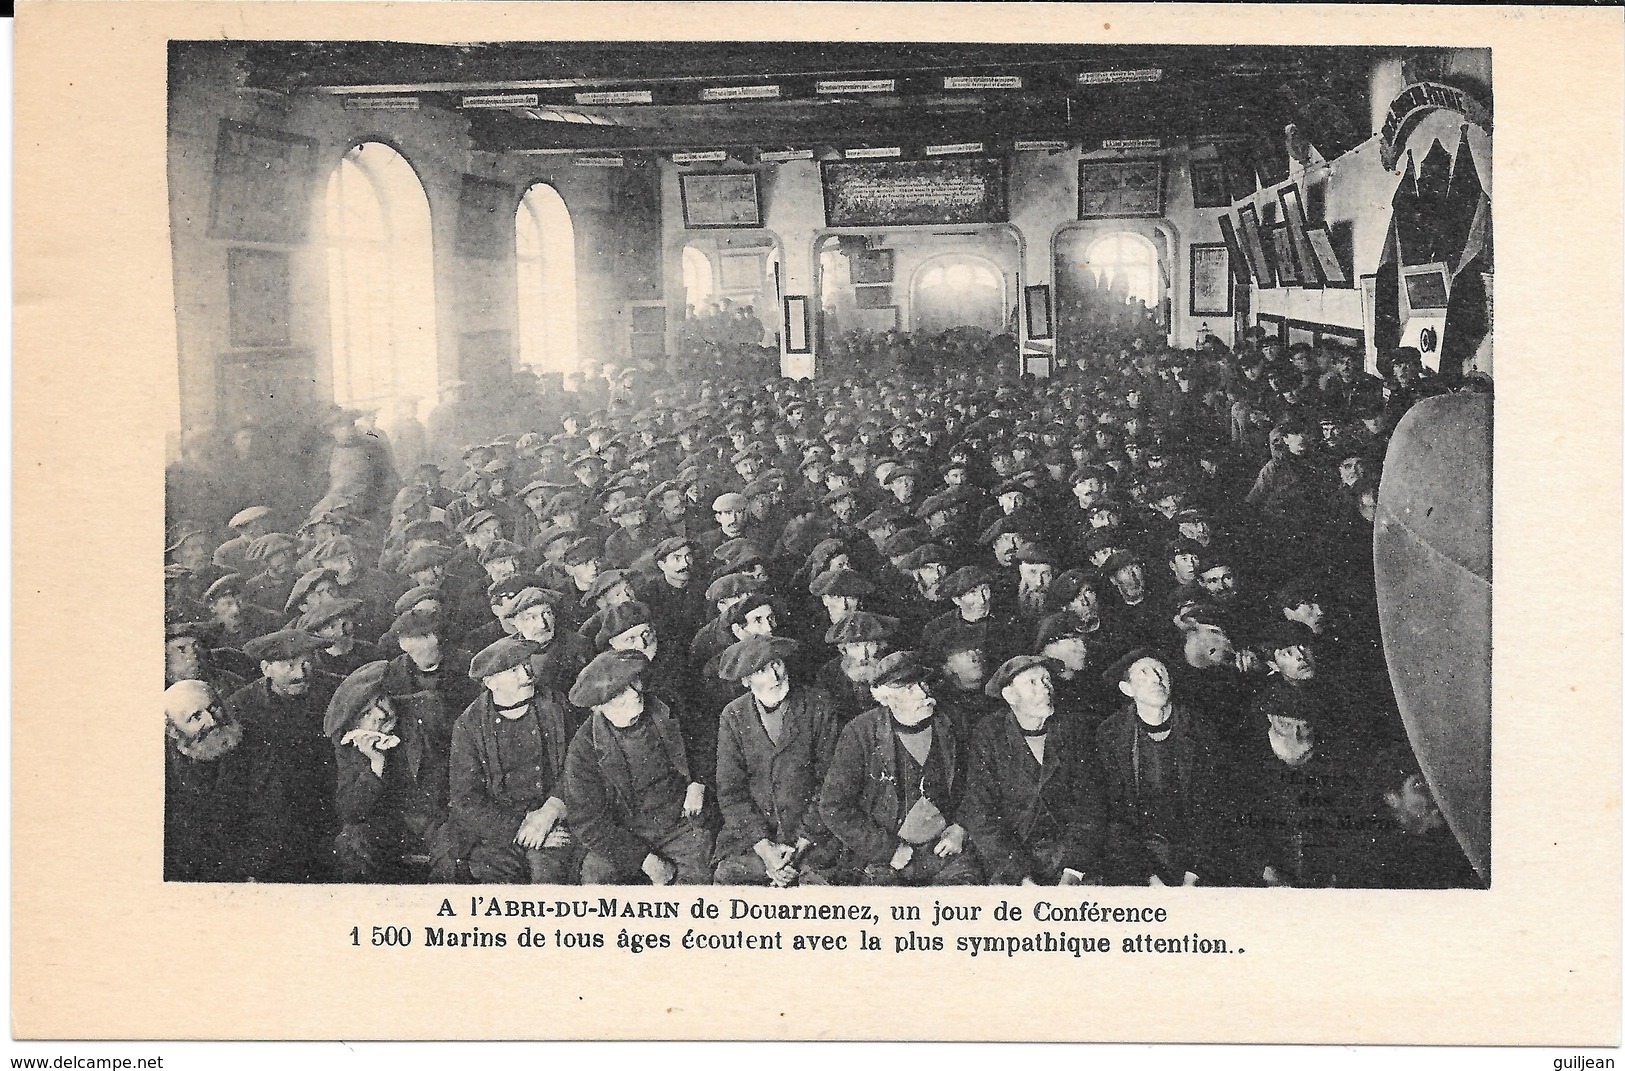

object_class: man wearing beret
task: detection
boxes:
[507,586,595,697]
[1035,610,1116,734]
[574,568,639,650]
[214,505,275,575]
[464,575,536,652]
[924,565,1018,669]
[450,635,586,884]
[325,651,463,883]
[166,619,246,695]
[713,636,842,886]
[813,611,898,727]
[1094,648,1232,887]
[564,650,714,885]
[164,679,290,882]
[604,496,657,571]
[230,629,344,881]
[313,536,393,642]
[819,652,982,886]
[686,572,765,682]
[962,655,1105,885]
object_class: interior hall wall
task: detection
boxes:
[167,43,622,437]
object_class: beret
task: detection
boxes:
[1197,545,1237,572]
[984,654,1055,699]
[391,485,430,514]
[457,510,503,535]
[712,492,750,513]
[1083,529,1124,557]
[1258,620,1318,655]
[897,543,948,572]
[859,506,905,530]
[595,600,653,647]
[942,565,994,600]
[400,544,453,574]
[284,569,337,614]
[705,572,764,604]
[202,573,244,602]
[545,490,587,516]
[933,622,988,658]
[822,487,859,505]
[809,569,874,598]
[883,464,920,485]
[1102,646,1169,686]
[582,569,632,606]
[722,591,774,629]
[977,513,1033,546]
[245,532,296,562]
[717,635,801,682]
[561,538,602,566]
[402,518,453,544]
[538,525,580,551]
[914,493,955,520]
[568,649,650,708]
[825,611,897,645]
[713,537,768,566]
[1256,681,1321,724]
[994,478,1031,497]
[610,497,647,518]
[244,629,329,664]
[469,636,536,681]
[740,477,776,498]
[387,607,442,639]
[487,575,534,604]
[482,458,512,475]
[479,539,526,565]
[568,452,604,469]
[228,506,272,529]
[1034,610,1088,651]
[1101,550,1142,576]
[871,650,933,690]
[519,479,558,499]
[295,596,363,633]
[1167,538,1207,561]
[321,660,393,740]
[509,586,565,616]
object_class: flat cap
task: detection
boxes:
[1103,646,1169,686]
[387,607,442,639]
[1035,610,1089,651]
[1015,544,1057,566]
[457,509,501,534]
[809,569,874,598]
[295,596,363,633]
[859,506,905,531]
[561,538,602,567]
[582,568,632,606]
[705,572,764,605]
[822,487,859,505]
[202,573,244,602]
[321,660,393,740]
[245,532,296,562]
[984,654,1055,699]
[400,544,453,574]
[915,493,955,520]
[713,537,768,567]
[284,569,337,614]
[486,575,534,605]
[1258,620,1318,655]
[244,629,328,664]
[712,492,749,512]
[871,650,933,689]
[941,565,994,600]
[717,635,801,682]
[568,649,650,708]
[825,611,897,645]
[897,543,948,571]
[977,513,1034,546]
[595,600,653,647]
[469,636,536,681]
[881,528,926,559]
[311,535,358,562]
[545,490,587,515]
[228,506,272,529]
[1101,549,1142,576]
[509,586,565,616]
[401,519,453,545]
[479,539,526,565]
[653,536,692,560]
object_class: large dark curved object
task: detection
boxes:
[1374,392,1492,881]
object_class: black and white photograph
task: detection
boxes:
[14,0,1622,1055]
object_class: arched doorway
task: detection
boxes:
[910,254,1007,335]
[516,182,579,376]
[1053,226,1170,358]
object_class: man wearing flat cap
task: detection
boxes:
[819,651,982,886]
[201,573,282,651]
[166,619,247,695]
[463,575,536,652]
[686,572,766,682]
[813,610,899,727]
[640,537,707,646]
[1094,648,1233,887]
[325,655,462,883]
[506,586,595,697]
[450,635,586,884]
[164,679,290,882]
[230,629,344,881]
[298,597,382,678]
[924,565,1019,669]
[564,650,714,885]
[693,491,754,562]
[962,655,1105,885]
[214,505,275,574]
[713,635,842,886]
[242,532,300,615]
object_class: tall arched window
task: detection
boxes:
[1083,232,1161,308]
[516,183,579,375]
[326,142,438,416]
[682,245,715,311]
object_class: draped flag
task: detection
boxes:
[1440,128,1486,271]
[1438,180,1493,378]
[1416,139,1454,263]
[1392,151,1430,266]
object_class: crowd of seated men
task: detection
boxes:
[163,322,1485,888]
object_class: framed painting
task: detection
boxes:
[1024,284,1053,339]
[1264,222,1302,287]
[783,294,811,353]
[1078,159,1164,219]
[1305,224,1353,287]
[1237,205,1274,289]
[1189,160,1229,209]
[1188,242,1233,316]
[680,172,763,228]
[1279,184,1321,288]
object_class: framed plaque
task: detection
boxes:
[679,172,762,228]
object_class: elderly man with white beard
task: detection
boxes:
[813,610,899,726]
[819,651,982,886]
[963,655,1105,886]
[450,635,585,884]
[164,679,289,882]
[564,650,714,885]
[712,636,841,886]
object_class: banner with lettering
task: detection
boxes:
[821,158,1009,227]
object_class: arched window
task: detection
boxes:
[911,253,1006,335]
[1083,232,1160,308]
[325,142,438,416]
[682,245,715,311]
[516,183,579,375]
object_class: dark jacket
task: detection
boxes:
[962,708,1105,883]
[449,685,581,848]
[819,704,967,867]
[164,729,289,881]
[563,696,696,875]
[714,684,840,857]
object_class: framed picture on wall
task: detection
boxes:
[1305,224,1353,287]
[783,294,811,353]
[1403,263,1451,311]
[1188,242,1233,316]
[719,251,764,290]
[1237,205,1274,289]
[1024,284,1053,340]
[849,249,895,285]
[1358,274,1380,369]
[679,172,763,228]
[1078,159,1164,219]
[1189,161,1230,209]
[207,120,318,242]
[1216,213,1250,288]
[1264,222,1302,287]
[1279,184,1321,288]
